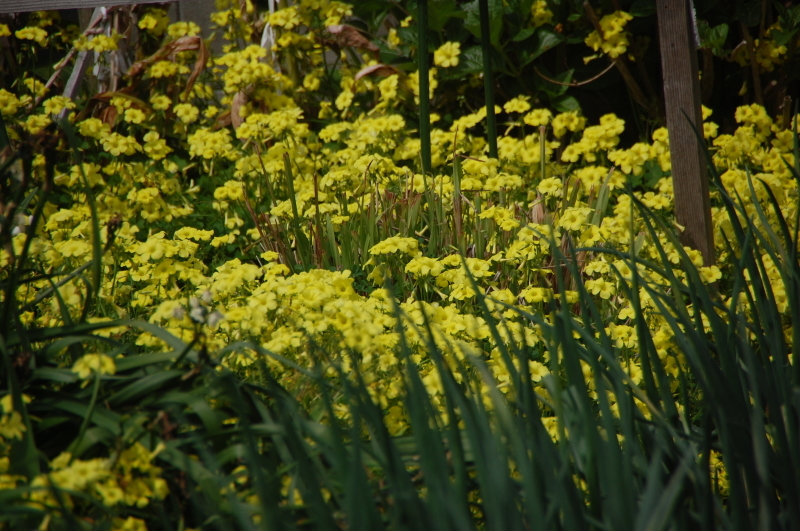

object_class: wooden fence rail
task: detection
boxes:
[0,0,173,14]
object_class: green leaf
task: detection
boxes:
[513,27,537,42]
[455,45,484,74]
[31,367,78,384]
[520,28,563,66]
[551,94,580,112]
[463,0,503,47]
[507,0,534,16]
[698,21,729,55]
[537,68,573,97]
[50,400,121,434]
[114,350,181,372]
[396,26,419,48]
[107,370,184,406]
[427,0,465,31]
[772,27,798,46]
[72,426,114,456]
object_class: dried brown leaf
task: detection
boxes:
[216,110,232,128]
[127,36,204,77]
[182,38,210,101]
[99,105,118,127]
[231,91,248,130]
[326,25,379,53]
[354,64,400,81]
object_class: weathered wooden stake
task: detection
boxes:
[657,0,715,266]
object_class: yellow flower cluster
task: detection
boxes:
[731,25,789,72]
[584,11,633,62]
[531,0,554,27]
[27,443,168,515]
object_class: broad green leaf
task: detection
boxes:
[537,68,573,97]
[513,27,536,42]
[463,0,503,47]
[552,94,580,112]
[698,21,729,55]
[520,28,563,66]
[428,0,466,30]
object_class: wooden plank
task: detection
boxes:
[656,0,715,266]
[0,0,174,14]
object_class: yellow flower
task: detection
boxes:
[24,77,48,98]
[0,24,11,38]
[138,9,168,36]
[150,94,172,111]
[0,89,22,115]
[112,516,148,531]
[72,354,116,380]
[167,21,200,38]
[43,96,75,115]
[25,114,51,134]
[522,287,553,303]
[584,11,633,60]
[523,108,552,127]
[698,265,722,284]
[434,41,461,68]
[558,206,592,231]
[143,131,172,160]
[269,7,302,29]
[174,103,199,124]
[15,27,47,44]
[139,14,158,30]
[585,278,616,299]
[537,177,562,197]
[531,0,554,27]
[504,96,531,114]
[111,96,132,112]
[78,118,110,139]
[88,34,118,52]
[0,412,27,440]
[0,394,31,414]
[124,108,146,124]
[405,257,444,277]
[150,61,179,78]
[102,133,141,156]
[369,236,420,256]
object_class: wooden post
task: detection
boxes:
[656,0,715,266]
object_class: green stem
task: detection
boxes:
[478,0,498,159]
[69,372,101,460]
[283,153,312,269]
[475,193,484,259]
[418,0,432,175]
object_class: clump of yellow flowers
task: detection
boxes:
[584,10,634,62]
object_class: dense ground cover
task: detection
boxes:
[1,1,800,529]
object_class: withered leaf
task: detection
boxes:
[326,25,379,53]
[127,36,210,100]
[354,64,400,81]
[231,91,248,130]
